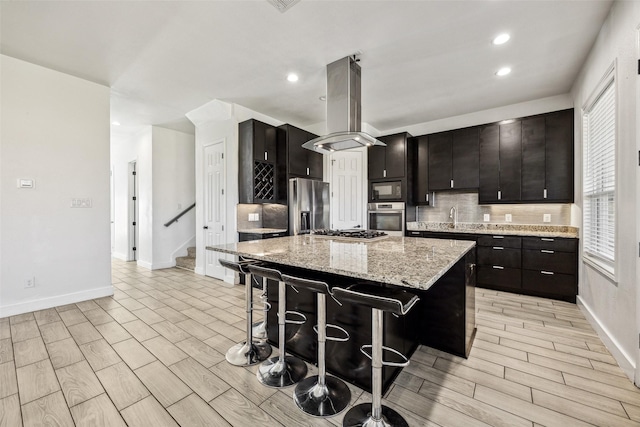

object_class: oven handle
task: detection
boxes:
[368,210,405,214]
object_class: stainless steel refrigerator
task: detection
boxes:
[289,178,330,235]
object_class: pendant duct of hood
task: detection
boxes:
[302,56,385,153]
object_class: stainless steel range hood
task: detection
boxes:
[302,56,385,153]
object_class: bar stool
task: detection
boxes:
[283,274,352,417]
[249,264,308,388]
[332,284,419,427]
[218,258,272,366]
[251,274,269,341]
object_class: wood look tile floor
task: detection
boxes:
[0,258,638,426]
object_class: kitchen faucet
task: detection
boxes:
[449,206,458,228]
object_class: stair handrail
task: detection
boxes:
[164,203,196,227]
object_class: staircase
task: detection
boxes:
[176,247,196,271]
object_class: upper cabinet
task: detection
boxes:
[479,109,573,204]
[239,119,278,204]
[277,124,323,180]
[368,133,407,180]
[415,135,430,205]
[427,127,479,191]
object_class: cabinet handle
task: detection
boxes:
[306,167,310,175]
[543,188,548,199]
[264,151,268,161]
[541,249,555,254]
[541,238,554,242]
[497,190,502,200]
[492,266,504,270]
[383,169,387,178]
[492,246,504,250]
[425,193,429,202]
[450,179,454,188]
[410,231,420,236]
[492,236,504,239]
[541,271,554,275]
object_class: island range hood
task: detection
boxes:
[302,56,385,153]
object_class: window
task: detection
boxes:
[582,68,616,277]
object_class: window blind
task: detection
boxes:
[583,79,615,268]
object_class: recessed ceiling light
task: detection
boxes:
[111,121,120,126]
[492,33,510,45]
[287,73,299,82]
[496,67,511,77]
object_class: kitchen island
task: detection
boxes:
[207,235,476,393]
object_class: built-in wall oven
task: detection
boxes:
[367,202,405,236]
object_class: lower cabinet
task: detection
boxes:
[407,231,578,302]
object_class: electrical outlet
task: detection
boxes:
[248,213,259,222]
[483,214,490,222]
[25,277,35,288]
[505,214,512,223]
[543,214,551,223]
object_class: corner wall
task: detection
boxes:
[570,0,640,380]
[0,55,112,317]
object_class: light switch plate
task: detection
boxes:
[505,214,512,223]
[483,214,490,222]
[543,214,551,223]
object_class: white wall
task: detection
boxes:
[151,126,195,269]
[570,0,640,381]
[0,55,112,317]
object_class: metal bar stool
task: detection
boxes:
[332,284,419,427]
[219,258,272,366]
[283,274,351,417]
[249,264,308,388]
[251,274,269,340]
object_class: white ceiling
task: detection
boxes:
[0,0,613,138]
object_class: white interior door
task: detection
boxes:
[330,149,366,230]
[204,142,226,279]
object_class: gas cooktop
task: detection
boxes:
[312,229,388,240]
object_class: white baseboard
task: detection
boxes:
[0,286,114,318]
[577,296,636,382]
[194,266,205,275]
[151,261,176,270]
[111,252,128,261]
[136,260,152,270]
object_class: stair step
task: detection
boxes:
[176,256,195,271]
[187,246,196,257]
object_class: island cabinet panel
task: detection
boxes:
[239,119,278,203]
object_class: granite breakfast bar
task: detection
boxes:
[207,235,476,393]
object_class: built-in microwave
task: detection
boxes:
[370,180,402,201]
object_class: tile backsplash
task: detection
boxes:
[415,191,571,225]
[237,203,288,230]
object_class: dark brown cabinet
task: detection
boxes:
[476,235,522,291]
[414,136,430,205]
[427,128,479,191]
[368,133,406,180]
[522,236,577,300]
[480,109,574,204]
[479,121,522,203]
[277,124,323,180]
[239,119,278,204]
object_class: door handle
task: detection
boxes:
[203,226,209,229]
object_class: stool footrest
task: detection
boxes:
[251,301,271,312]
[360,345,410,367]
[312,324,350,342]
[281,310,306,325]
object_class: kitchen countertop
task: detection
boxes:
[406,222,579,238]
[237,228,287,234]
[207,235,474,291]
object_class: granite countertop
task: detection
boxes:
[237,228,288,234]
[207,235,474,291]
[406,222,579,238]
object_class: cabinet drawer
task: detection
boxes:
[477,247,521,268]
[522,237,577,252]
[477,235,521,249]
[522,270,576,297]
[477,265,521,289]
[522,249,576,275]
